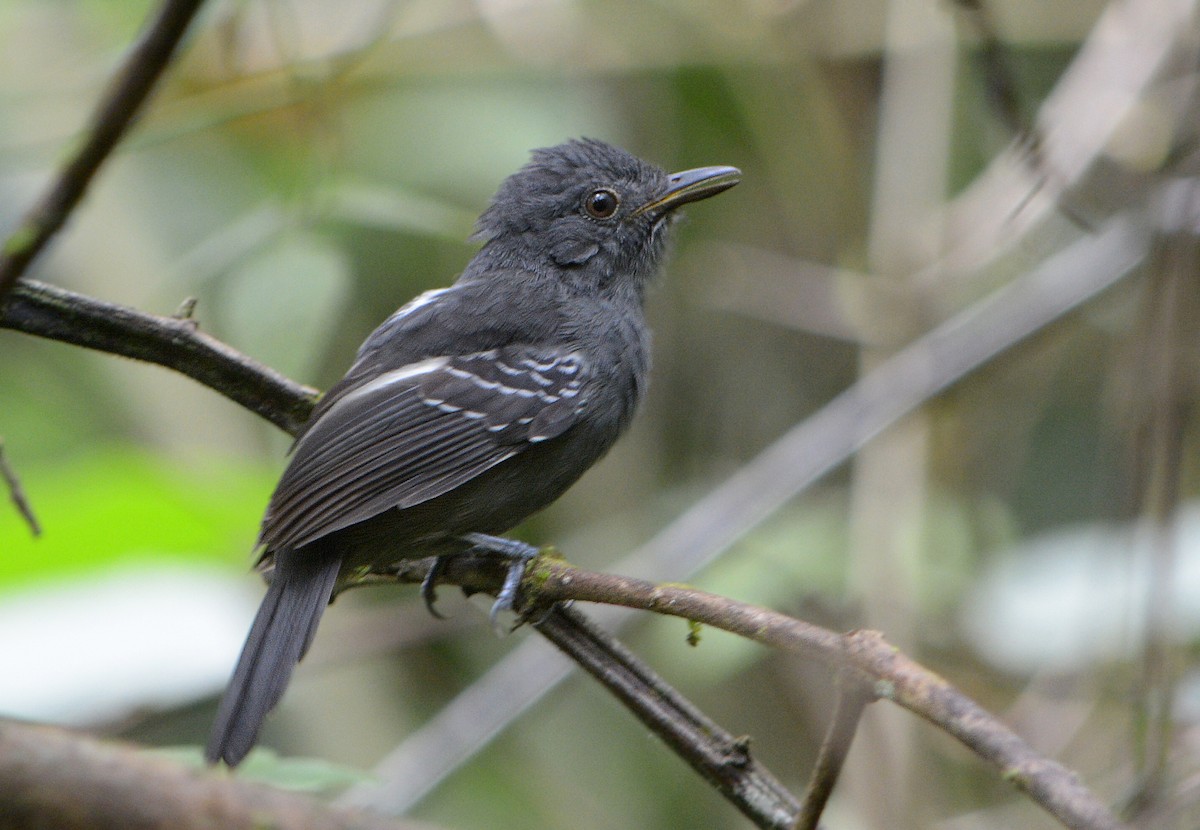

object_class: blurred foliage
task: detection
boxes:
[151,744,374,792]
[1,1,1195,829]
[0,447,273,588]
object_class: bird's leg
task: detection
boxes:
[420,533,540,628]
[464,533,540,629]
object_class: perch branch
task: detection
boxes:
[355,555,1126,830]
[514,560,1126,830]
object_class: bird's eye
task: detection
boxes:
[583,188,620,219]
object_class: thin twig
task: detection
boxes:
[0,440,41,537]
[0,0,207,300]
[794,675,873,830]
[1120,193,1200,817]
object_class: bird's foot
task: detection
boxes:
[421,534,540,631]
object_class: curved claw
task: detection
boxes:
[420,556,449,619]
[488,556,530,634]
[421,535,540,631]
[456,534,539,634]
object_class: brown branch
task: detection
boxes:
[0,719,437,830]
[0,439,41,536]
[0,0,207,299]
[360,554,1126,830]
[535,605,801,830]
[511,560,1128,830]
[0,279,318,435]
[794,675,872,830]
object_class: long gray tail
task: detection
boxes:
[206,550,341,766]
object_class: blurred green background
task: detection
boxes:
[2,1,1197,828]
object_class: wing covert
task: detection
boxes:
[260,346,589,550]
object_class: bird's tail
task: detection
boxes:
[206,550,341,766]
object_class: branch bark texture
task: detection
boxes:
[0,279,317,435]
[0,720,434,830]
[520,560,1127,830]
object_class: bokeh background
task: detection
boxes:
[2,1,1198,828]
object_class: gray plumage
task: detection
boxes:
[206,139,739,766]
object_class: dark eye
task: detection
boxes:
[583,188,620,219]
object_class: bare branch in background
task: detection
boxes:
[795,675,872,830]
[0,0,207,299]
[0,440,40,537]
[953,0,1030,138]
[1120,180,1200,818]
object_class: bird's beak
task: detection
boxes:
[635,165,742,218]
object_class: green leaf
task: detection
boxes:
[148,746,374,793]
[0,446,276,592]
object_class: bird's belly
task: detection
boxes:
[323,419,621,570]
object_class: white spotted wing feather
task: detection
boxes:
[260,346,588,550]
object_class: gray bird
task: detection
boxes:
[206,138,740,766]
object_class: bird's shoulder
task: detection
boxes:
[301,276,569,430]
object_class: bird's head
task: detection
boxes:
[472,139,740,298]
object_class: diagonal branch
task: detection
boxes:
[0,278,317,435]
[351,553,1127,830]
[0,0,208,300]
[535,605,801,830]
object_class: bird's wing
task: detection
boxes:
[259,346,588,551]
